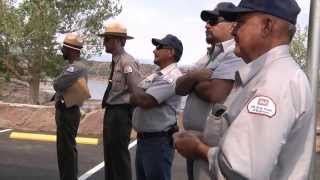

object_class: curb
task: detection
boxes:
[9,132,99,145]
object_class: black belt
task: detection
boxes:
[106,103,132,109]
[137,125,179,139]
[137,131,171,139]
[55,100,78,109]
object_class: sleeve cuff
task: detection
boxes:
[207,147,219,171]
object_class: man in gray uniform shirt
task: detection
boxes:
[175,2,244,180]
[53,32,88,180]
[99,22,141,180]
[127,34,183,180]
[174,0,315,179]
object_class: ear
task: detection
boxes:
[229,22,236,33]
[261,17,273,38]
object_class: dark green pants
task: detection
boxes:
[55,102,80,180]
[103,105,132,180]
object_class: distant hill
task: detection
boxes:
[86,61,156,78]
[89,54,153,65]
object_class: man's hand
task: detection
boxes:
[190,68,213,82]
[173,130,205,159]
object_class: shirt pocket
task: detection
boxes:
[112,71,125,91]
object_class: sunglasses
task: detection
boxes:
[156,45,172,50]
[207,18,226,26]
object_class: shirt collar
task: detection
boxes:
[207,39,235,55]
[112,51,126,64]
[221,39,235,52]
[158,63,177,76]
[236,45,291,86]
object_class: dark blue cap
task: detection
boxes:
[219,0,301,25]
[152,34,183,61]
[201,2,236,22]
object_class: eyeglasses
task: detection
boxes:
[156,45,172,50]
[207,18,226,26]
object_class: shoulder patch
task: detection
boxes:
[66,66,75,72]
[124,66,133,74]
[247,96,276,118]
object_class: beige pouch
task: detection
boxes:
[63,78,91,107]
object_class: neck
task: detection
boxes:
[248,40,289,62]
[159,60,174,69]
[67,55,80,64]
[112,46,124,56]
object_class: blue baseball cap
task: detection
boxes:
[152,34,183,61]
[201,2,236,22]
[219,0,301,25]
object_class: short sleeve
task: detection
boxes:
[211,53,243,80]
[120,55,142,84]
[146,79,175,104]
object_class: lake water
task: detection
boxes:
[87,79,107,100]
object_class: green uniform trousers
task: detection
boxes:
[55,102,80,180]
[103,104,132,180]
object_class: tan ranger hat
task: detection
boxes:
[63,32,84,51]
[98,22,133,39]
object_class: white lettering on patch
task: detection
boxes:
[247,96,276,117]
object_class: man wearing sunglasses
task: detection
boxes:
[175,2,244,180]
[127,34,183,180]
[53,32,88,180]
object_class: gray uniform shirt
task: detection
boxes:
[183,39,244,131]
[53,59,88,102]
[132,63,182,132]
[106,51,141,105]
[207,45,315,180]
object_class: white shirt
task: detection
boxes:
[208,45,315,180]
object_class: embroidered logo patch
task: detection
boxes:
[66,66,74,72]
[247,96,276,117]
[124,66,133,74]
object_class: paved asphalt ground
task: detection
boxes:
[0,128,319,180]
[0,129,187,180]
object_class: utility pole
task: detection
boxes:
[306,0,320,179]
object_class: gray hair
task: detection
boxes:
[288,23,296,42]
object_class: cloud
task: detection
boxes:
[97,0,311,65]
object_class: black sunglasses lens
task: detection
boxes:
[207,18,225,26]
[156,45,163,50]
[207,20,217,26]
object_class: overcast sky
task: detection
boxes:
[93,0,311,65]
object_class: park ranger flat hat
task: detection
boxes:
[98,22,134,39]
[63,32,84,51]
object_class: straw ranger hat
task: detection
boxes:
[63,32,84,51]
[98,22,133,39]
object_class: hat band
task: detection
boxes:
[63,43,82,51]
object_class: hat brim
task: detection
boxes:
[200,10,219,21]
[151,38,166,46]
[98,32,134,39]
[219,6,255,21]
